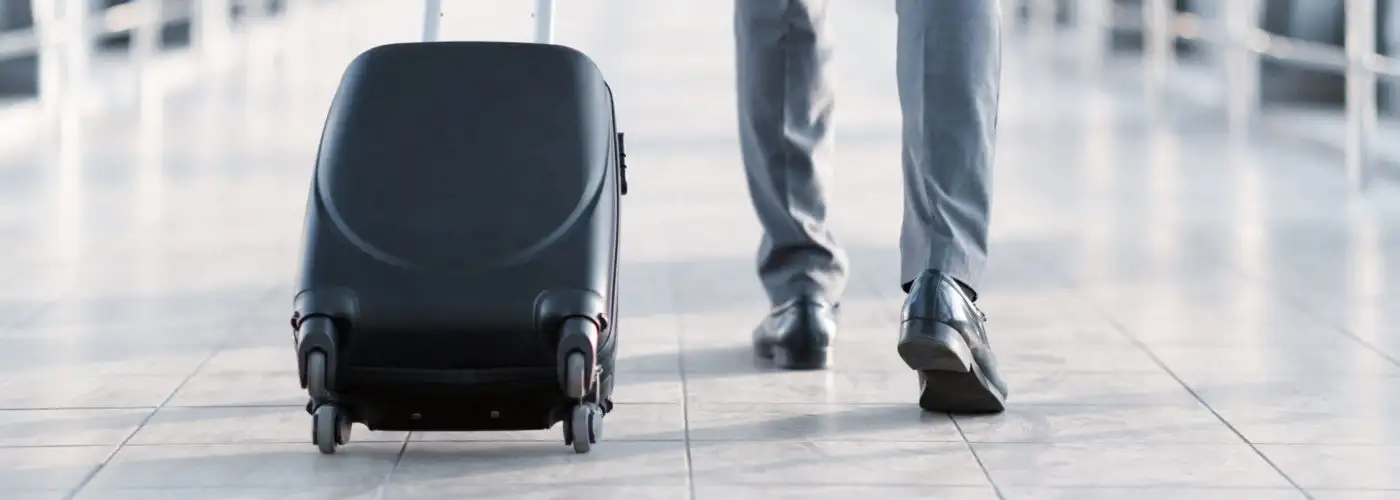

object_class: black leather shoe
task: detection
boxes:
[753,296,837,370]
[898,270,1007,413]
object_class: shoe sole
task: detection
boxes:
[897,319,1006,414]
[755,341,831,370]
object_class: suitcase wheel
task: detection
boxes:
[557,318,600,401]
[306,351,351,454]
[563,351,590,400]
[306,350,331,401]
[556,317,606,454]
[563,402,604,454]
[311,402,350,454]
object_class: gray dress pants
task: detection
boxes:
[734,0,1001,305]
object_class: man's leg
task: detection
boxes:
[892,0,1009,413]
[735,0,845,370]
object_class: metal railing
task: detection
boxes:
[1024,0,1399,191]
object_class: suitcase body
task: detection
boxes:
[290,38,628,454]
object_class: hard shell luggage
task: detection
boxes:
[290,0,630,455]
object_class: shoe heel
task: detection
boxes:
[897,319,973,373]
[771,345,832,370]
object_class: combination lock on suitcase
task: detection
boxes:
[290,0,630,455]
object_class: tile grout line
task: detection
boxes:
[950,416,1009,500]
[667,262,699,500]
[59,285,280,500]
[369,433,412,500]
[1215,256,1400,370]
[61,347,222,500]
[1053,190,1381,500]
[1267,282,1400,370]
[1076,291,1316,498]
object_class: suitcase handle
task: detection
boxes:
[422,0,556,44]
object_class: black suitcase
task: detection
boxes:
[289,6,629,455]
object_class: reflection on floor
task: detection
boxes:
[1,1,1399,499]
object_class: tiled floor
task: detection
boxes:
[3,1,1400,499]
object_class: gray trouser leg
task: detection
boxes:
[895,0,1001,292]
[734,0,1000,302]
[734,0,847,306]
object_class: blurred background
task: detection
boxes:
[2,0,1398,172]
[1,1,1399,498]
